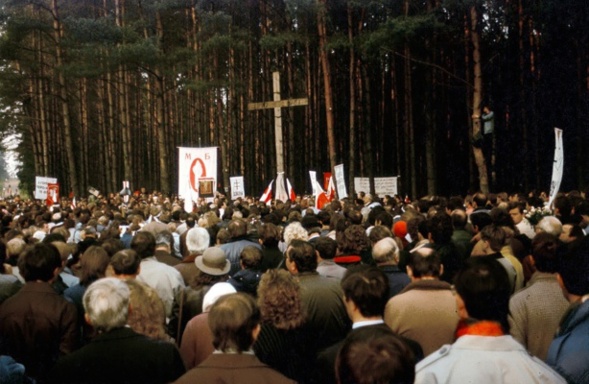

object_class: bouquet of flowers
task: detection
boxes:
[524,205,553,226]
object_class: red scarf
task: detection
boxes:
[455,320,504,339]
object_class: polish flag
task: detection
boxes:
[286,178,296,202]
[326,176,336,201]
[259,180,274,205]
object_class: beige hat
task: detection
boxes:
[195,247,230,276]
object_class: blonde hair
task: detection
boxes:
[125,279,169,342]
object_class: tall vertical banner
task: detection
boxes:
[547,128,564,208]
[178,147,218,213]
[334,164,348,199]
[35,176,57,200]
[230,176,245,200]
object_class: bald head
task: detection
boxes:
[372,237,399,265]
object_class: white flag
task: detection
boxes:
[548,128,564,208]
[178,147,218,212]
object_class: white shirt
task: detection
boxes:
[137,257,185,318]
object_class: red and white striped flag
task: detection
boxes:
[259,180,274,205]
[286,178,296,202]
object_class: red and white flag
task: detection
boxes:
[326,175,336,201]
[286,178,296,202]
[259,179,274,205]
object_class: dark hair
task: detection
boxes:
[209,293,260,352]
[490,207,514,229]
[228,219,248,238]
[100,238,124,257]
[408,249,441,278]
[473,192,487,208]
[315,236,337,260]
[79,246,110,286]
[341,266,389,317]
[286,240,317,273]
[375,211,393,229]
[258,223,280,247]
[531,233,560,273]
[336,326,415,384]
[110,249,141,275]
[450,209,467,229]
[337,225,370,255]
[18,243,62,282]
[557,236,589,296]
[480,225,506,252]
[130,231,156,259]
[454,257,511,332]
[368,226,393,246]
[427,212,453,244]
[470,211,492,232]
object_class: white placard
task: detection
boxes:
[354,177,398,196]
[334,164,348,199]
[230,176,245,200]
[35,176,57,200]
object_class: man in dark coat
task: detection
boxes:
[48,278,185,384]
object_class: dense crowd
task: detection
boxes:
[0,189,588,383]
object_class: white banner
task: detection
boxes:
[309,171,318,195]
[334,164,348,199]
[35,176,57,200]
[354,177,398,196]
[230,176,245,200]
[548,128,564,208]
[178,147,218,212]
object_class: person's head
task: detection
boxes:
[535,216,563,237]
[100,238,124,257]
[559,224,584,244]
[556,236,589,300]
[208,293,261,353]
[283,221,309,246]
[195,247,230,277]
[427,212,453,244]
[6,237,26,262]
[227,218,248,239]
[257,269,304,330]
[369,225,393,246]
[371,237,399,265]
[553,195,572,217]
[124,279,168,341]
[336,326,415,384]
[83,277,130,333]
[450,209,468,230]
[18,243,62,282]
[470,211,492,234]
[530,233,560,273]
[186,227,210,255]
[480,224,506,253]
[257,223,280,247]
[79,246,110,286]
[110,249,141,277]
[508,202,525,225]
[285,239,317,274]
[407,247,441,279]
[315,236,337,260]
[337,224,370,255]
[155,230,173,252]
[341,265,389,319]
[239,246,262,269]
[473,192,487,208]
[453,257,511,332]
[130,231,156,259]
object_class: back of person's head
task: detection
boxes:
[130,231,156,259]
[553,195,572,217]
[286,239,317,273]
[315,236,337,260]
[100,238,124,257]
[473,192,487,208]
[536,216,563,237]
[557,236,589,296]
[450,209,467,229]
[408,248,441,278]
[490,207,514,229]
[240,246,262,269]
[341,265,389,317]
[257,223,280,247]
[18,242,62,282]
[336,325,415,384]
[337,224,370,255]
[6,237,26,260]
[257,269,304,330]
[454,257,511,331]
[79,246,110,286]
[208,292,261,353]
[227,218,248,238]
[531,233,560,273]
[110,249,141,276]
[283,221,309,246]
[372,237,399,265]
[427,212,453,244]
[369,225,393,246]
[83,277,130,333]
[124,279,168,341]
[186,227,210,254]
[42,232,66,244]
[155,230,173,250]
[480,224,506,252]
[374,211,393,229]
[470,211,493,232]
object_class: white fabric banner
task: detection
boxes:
[178,147,218,212]
[230,176,245,200]
[309,171,318,195]
[548,128,564,208]
[35,176,57,200]
[354,177,398,196]
[334,164,348,199]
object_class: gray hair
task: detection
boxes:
[283,222,309,247]
[372,237,399,264]
[186,227,210,254]
[83,277,130,332]
[536,216,563,237]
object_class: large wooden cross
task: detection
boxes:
[248,71,308,174]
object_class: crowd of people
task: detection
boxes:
[0,188,588,383]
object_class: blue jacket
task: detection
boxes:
[547,299,589,384]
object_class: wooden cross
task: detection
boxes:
[248,71,308,174]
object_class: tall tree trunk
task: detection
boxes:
[348,3,357,197]
[318,0,337,174]
[470,5,489,194]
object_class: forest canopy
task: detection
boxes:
[0,0,586,198]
